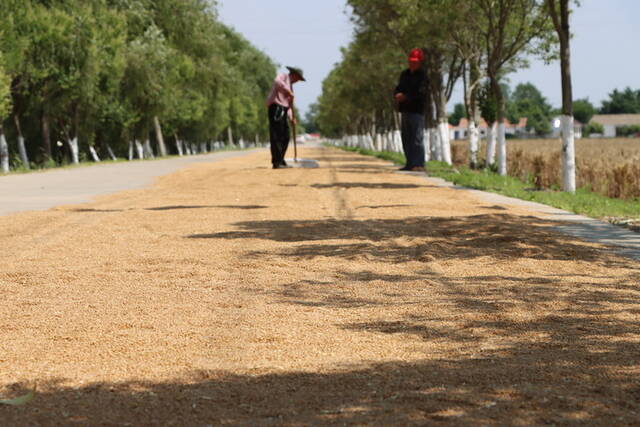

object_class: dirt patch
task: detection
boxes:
[1,146,638,425]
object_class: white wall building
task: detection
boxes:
[450,118,530,140]
[590,114,640,137]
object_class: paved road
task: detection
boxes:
[0,150,261,216]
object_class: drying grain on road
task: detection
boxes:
[1,146,639,425]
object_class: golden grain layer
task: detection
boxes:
[0,146,638,425]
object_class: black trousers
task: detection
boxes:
[401,112,425,168]
[268,103,290,166]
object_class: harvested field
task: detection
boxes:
[1,145,639,425]
[452,138,640,199]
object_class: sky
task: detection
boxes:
[218,0,640,115]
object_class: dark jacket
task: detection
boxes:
[394,68,428,114]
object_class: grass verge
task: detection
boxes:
[335,145,640,222]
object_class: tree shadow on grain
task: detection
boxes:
[311,182,425,190]
[145,205,268,211]
[3,346,639,426]
[313,155,375,163]
[72,205,268,213]
[189,214,622,265]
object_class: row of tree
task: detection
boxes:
[0,0,276,172]
[315,0,578,192]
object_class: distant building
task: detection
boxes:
[450,118,530,140]
[590,114,640,137]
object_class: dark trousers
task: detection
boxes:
[268,103,290,166]
[401,112,425,168]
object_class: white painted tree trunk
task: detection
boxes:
[135,140,144,159]
[366,133,374,150]
[176,139,183,156]
[143,139,154,159]
[67,136,79,164]
[438,121,452,165]
[485,122,497,166]
[430,127,439,161]
[17,136,29,169]
[561,115,576,192]
[424,129,431,162]
[497,122,507,176]
[375,133,383,151]
[128,141,134,161]
[106,144,117,161]
[469,120,479,168]
[89,146,101,162]
[393,130,402,153]
[0,130,9,173]
[153,116,168,157]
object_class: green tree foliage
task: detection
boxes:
[599,87,640,114]
[0,0,276,168]
[572,98,596,124]
[448,103,466,126]
[317,0,554,142]
[583,121,603,136]
[507,82,553,135]
[0,55,10,121]
[303,103,319,134]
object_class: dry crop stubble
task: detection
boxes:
[0,146,639,425]
[452,138,640,199]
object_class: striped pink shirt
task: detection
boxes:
[266,73,294,120]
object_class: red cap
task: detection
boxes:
[408,48,424,63]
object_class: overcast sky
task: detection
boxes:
[218,0,640,115]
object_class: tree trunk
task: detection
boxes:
[174,133,183,156]
[464,59,482,169]
[551,0,576,193]
[430,127,440,161]
[492,78,507,175]
[227,127,234,146]
[41,112,52,161]
[438,120,452,165]
[143,138,154,159]
[392,130,402,153]
[67,136,80,164]
[153,116,168,157]
[0,124,9,173]
[486,122,497,166]
[561,115,576,191]
[135,140,144,159]
[469,120,479,168]
[14,115,29,169]
[497,122,506,175]
[106,144,117,161]
[423,128,431,162]
[89,145,101,162]
[68,105,81,164]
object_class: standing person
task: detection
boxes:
[265,66,306,169]
[394,48,427,171]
